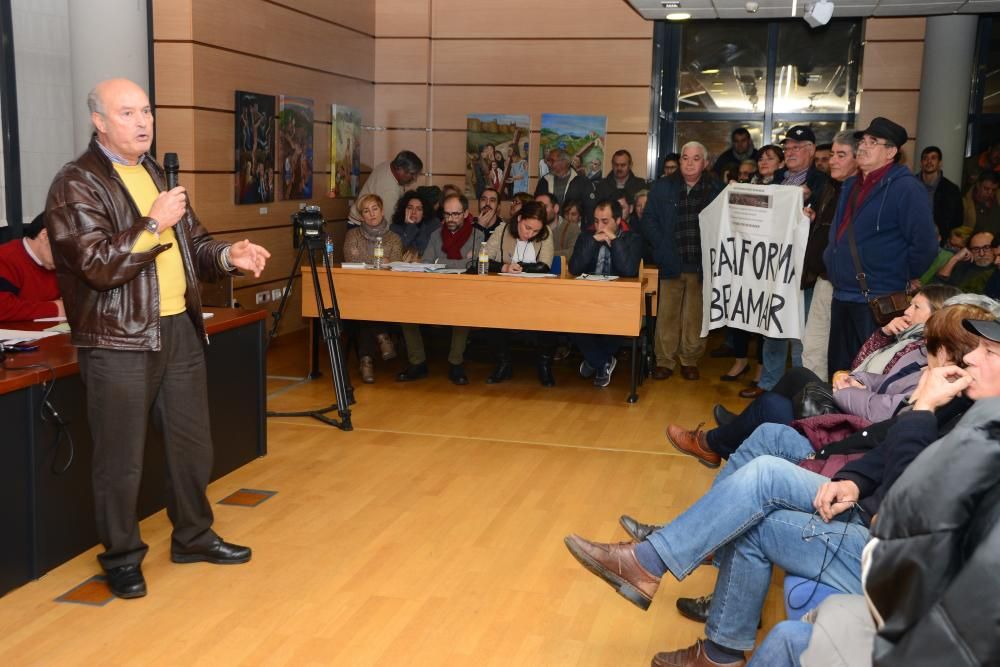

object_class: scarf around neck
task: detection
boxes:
[441,219,473,259]
[359,218,390,256]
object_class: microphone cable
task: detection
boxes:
[2,357,75,475]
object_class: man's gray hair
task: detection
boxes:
[550,148,570,162]
[943,294,1000,319]
[680,140,708,162]
[87,87,103,115]
[832,130,858,156]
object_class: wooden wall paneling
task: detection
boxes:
[216,226,306,288]
[233,276,303,335]
[269,0,375,36]
[431,0,650,39]
[376,0,430,37]
[855,91,919,138]
[191,0,375,82]
[429,85,651,133]
[864,17,926,41]
[152,0,193,40]
[191,174,350,234]
[175,46,375,116]
[375,130,429,173]
[154,108,197,170]
[155,108,228,171]
[153,43,195,107]
[431,39,653,87]
[375,84,429,128]
[860,42,924,91]
[375,38,430,83]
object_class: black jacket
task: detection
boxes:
[712,147,758,179]
[535,170,596,221]
[568,230,642,277]
[866,397,1000,666]
[929,174,964,242]
[802,179,841,288]
[593,171,648,203]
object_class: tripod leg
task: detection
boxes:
[310,318,321,379]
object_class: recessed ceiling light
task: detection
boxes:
[661,1,681,7]
[702,68,720,75]
[666,12,691,20]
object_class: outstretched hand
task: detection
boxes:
[228,239,271,278]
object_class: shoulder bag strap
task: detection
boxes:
[843,184,871,300]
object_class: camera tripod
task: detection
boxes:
[267,225,354,431]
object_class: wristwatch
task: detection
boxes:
[145,218,159,235]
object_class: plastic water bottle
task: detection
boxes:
[324,234,335,269]
[477,242,489,275]
[373,236,385,270]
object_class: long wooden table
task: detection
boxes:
[301,266,656,401]
[0,308,267,597]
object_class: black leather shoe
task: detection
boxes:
[713,404,737,428]
[105,564,147,599]
[396,362,429,382]
[448,363,469,385]
[619,514,662,542]
[172,538,251,565]
[676,594,712,623]
[538,354,555,387]
[486,358,513,384]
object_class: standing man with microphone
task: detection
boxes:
[44,78,271,599]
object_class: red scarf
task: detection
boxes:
[835,161,893,240]
[441,218,473,259]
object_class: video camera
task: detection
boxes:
[291,205,326,248]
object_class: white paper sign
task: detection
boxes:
[700,183,809,339]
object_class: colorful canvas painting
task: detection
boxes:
[234,91,275,204]
[278,95,314,200]
[539,113,607,181]
[465,113,531,200]
[329,104,362,198]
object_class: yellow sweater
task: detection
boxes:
[115,163,186,316]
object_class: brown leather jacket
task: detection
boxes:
[45,137,233,350]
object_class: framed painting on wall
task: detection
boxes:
[329,104,362,198]
[465,113,530,201]
[234,91,275,204]
[278,95,314,200]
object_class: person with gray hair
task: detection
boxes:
[643,140,721,380]
[801,130,861,381]
[535,147,596,222]
[349,150,423,226]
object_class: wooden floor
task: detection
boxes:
[0,330,787,666]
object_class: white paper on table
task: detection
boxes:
[0,329,63,345]
[202,312,215,319]
[387,261,450,272]
[341,262,369,269]
[33,316,67,322]
[497,272,557,278]
[576,274,619,281]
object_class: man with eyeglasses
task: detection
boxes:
[934,230,997,294]
[822,117,938,375]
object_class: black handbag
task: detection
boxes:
[843,188,910,326]
[792,382,840,420]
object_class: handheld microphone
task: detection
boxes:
[164,152,180,190]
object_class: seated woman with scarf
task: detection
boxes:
[665,291,997,467]
[390,190,440,262]
[343,193,404,384]
[396,192,475,386]
[483,202,557,386]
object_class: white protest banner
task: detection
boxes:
[700,183,809,339]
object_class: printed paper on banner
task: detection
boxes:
[700,183,809,339]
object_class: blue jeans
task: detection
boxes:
[706,393,796,459]
[571,333,621,369]
[713,423,815,487]
[760,288,813,391]
[646,456,868,651]
[747,620,812,666]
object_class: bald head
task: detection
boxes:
[89,78,153,164]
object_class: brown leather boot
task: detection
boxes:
[563,534,661,610]
[376,333,396,361]
[666,423,721,468]
[360,356,375,384]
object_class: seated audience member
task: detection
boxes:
[987,246,1000,298]
[568,199,642,387]
[668,289,979,466]
[562,199,584,233]
[632,189,648,228]
[483,202,556,386]
[918,145,964,243]
[564,314,1000,666]
[536,192,578,260]
[660,153,680,180]
[614,189,633,231]
[749,392,1000,666]
[396,193,474,386]
[963,170,1000,237]
[535,148,596,221]
[594,149,647,202]
[390,190,440,262]
[934,230,997,293]
[0,213,62,321]
[510,191,533,220]
[472,187,503,248]
[343,194,403,383]
[919,225,972,284]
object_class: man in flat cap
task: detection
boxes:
[822,116,938,374]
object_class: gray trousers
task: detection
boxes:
[78,314,218,570]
